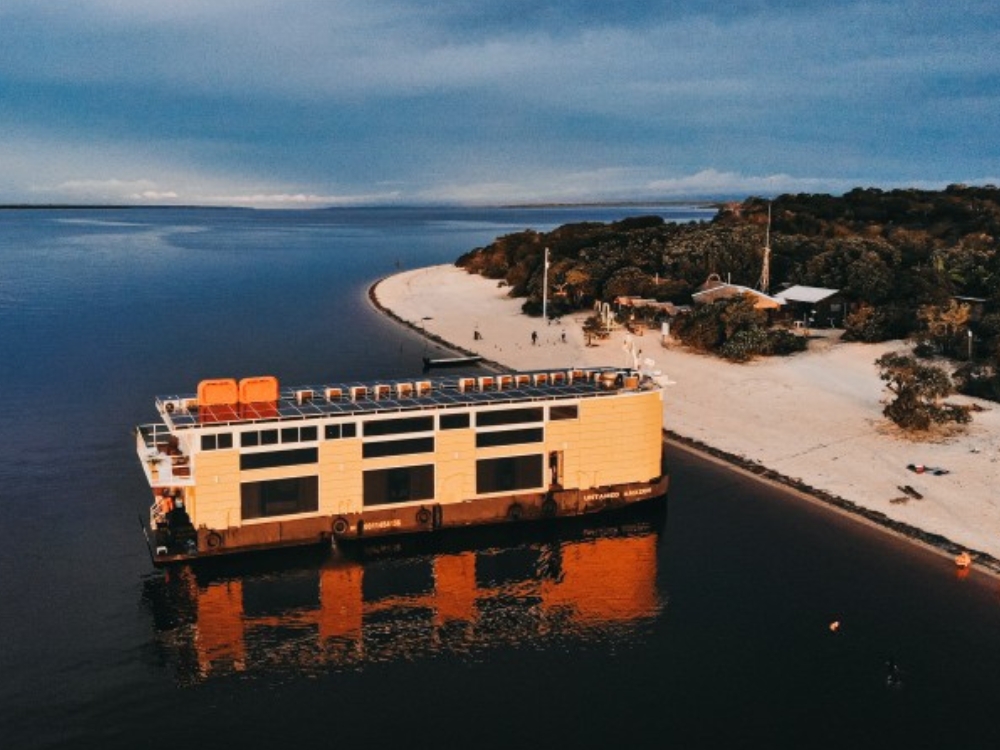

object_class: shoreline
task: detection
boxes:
[369,264,1000,576]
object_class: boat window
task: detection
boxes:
[260,429,279,446]
[201,433,233,451]
[475,427,544,448]
[362,437,434,459]
[325,422,358,440]
[240,447,318,470]
[440,412,470,430]
[300,426,318,442]
[281,427,299,443]
[241,431,259,448]
[241,476,319,520]
[476,407,544,427]
[363,416,434,437]
[363,465,434,506]
[476,455,543,494]
[549,404,579,421]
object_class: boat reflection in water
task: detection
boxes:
[143,500,667,684]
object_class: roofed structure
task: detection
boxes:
[691,283,784,311]
[774,285,840,304]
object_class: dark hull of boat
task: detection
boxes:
[146,474,669,565]
[422,355,483,369]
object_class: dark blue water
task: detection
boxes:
[2,206,999,749]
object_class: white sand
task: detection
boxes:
[375,264,1000,565]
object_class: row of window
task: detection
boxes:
[240,453,544,520]
[233,424,547,469]
[201,404,578,452]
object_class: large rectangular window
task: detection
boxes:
[476,427,544,448]
[363,465,435,506]
[476,407,544,427]
[241,476,319,520]
[549,404,579,421]
[440,412,470,430]
[476,455,543,494]
[240,447,318,470]
[364,416,434,437]
[362,437,434,459]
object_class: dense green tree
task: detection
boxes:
[876,352,971,430]
[672,295,805,361]
[915,300,971,359]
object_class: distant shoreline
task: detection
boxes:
[0,200,723,212]
[0,204,228,210]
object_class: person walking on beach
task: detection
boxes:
[531,331,538,345]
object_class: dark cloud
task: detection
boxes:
[0,0,997,205]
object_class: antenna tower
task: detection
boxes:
[757,201,772,294]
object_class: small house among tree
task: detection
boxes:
[774,285,845,328]
[691,281,784,311]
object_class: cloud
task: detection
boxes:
[646,170,847,198]
[41,178,398,209]
[0,1,998,205]
[196,191,403,208]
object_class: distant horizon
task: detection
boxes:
[0,198,724,211]
[0,181,993,212]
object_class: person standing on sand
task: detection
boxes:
[531,331,538,345]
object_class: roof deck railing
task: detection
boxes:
[152,367,647,430]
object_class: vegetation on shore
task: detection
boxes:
[456,185,1000,403]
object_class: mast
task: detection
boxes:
[542,247,550,321]
[758,201,771,295]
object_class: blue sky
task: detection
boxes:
[1,0,998,207]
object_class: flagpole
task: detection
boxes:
[542,247,549,322]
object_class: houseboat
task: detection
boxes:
[135,366,668,565]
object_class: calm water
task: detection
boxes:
[1,206,999,749]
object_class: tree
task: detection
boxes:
[915,299,971,358]
[876,352,971,430]
[581,314,608,346]
[843,302,911,342]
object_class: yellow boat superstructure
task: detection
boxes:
[135,367,667,564]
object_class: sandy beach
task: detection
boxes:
[374,263,1000,569]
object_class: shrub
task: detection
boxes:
[763,328,808,356]
[876,352,972,430]
[720,327,768,361]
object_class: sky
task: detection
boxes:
[1,0,998,208]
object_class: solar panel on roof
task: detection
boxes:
[159,368,631,429]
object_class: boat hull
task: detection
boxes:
[146,474,668,566]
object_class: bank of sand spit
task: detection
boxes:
[372,264,1000,574]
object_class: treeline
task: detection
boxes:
[456,185,1000,395]
[458,185,1000,320]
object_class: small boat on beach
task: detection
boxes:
[422,354,483,369]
